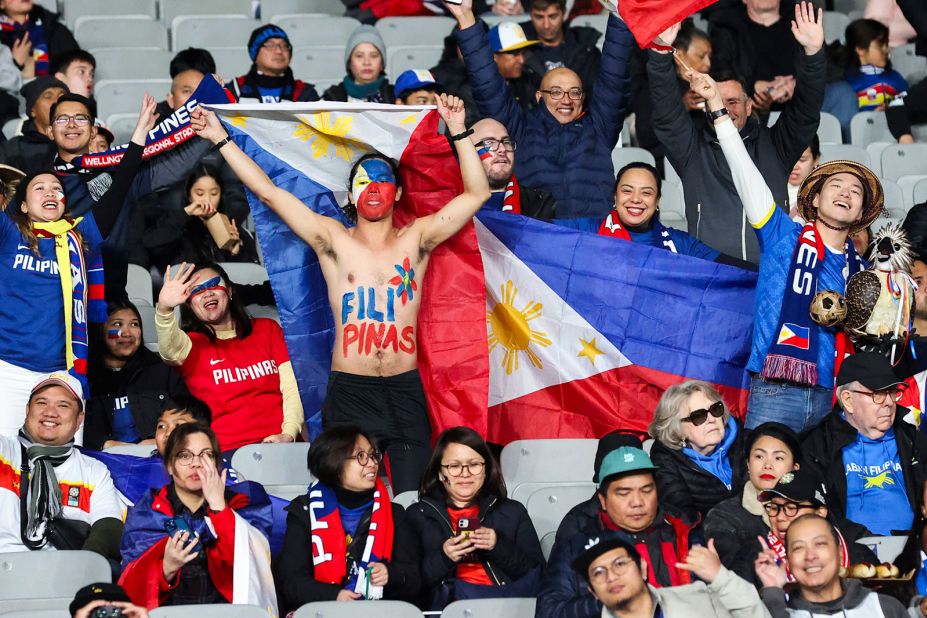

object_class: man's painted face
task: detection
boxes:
[352,158,398,221]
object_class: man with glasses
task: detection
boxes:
[572,532,769,618]
[468,117,555,220]
[445,0,634,219]
[802,352,927,536]
[226,24,319,103]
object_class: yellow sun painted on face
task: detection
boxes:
[487,280,552,375]
[293,112,359,160]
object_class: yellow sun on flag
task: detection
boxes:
[487,280,552,375]
[294,112,358,160]
[228,114,249,127]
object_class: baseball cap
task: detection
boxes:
[835,352,903,391]
[69,582,130,616]
[394,69,442,99]
[571,531,641,577]
[757,467,827,507]
[94,120,115,147]
[597,446,655,489]
[593,431,643,483]
[30,372,84,409]
[487,22,539,53]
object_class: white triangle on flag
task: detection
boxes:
[475,219,632,406]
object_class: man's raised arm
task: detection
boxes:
[418,94,491,252]
[190,107,344,255]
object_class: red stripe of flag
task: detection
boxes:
[618,0,720,49]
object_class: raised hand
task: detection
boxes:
[11,31,31,68]
[157,262,196,312]
[791,1,824,55]
[162,530,199,582]
[227,218,242,256]
[190,107,228,145]
[653,22,681,50]
[436,93,467,135]
[676,538,722,584]
[685,70,722,112]
[444,0,475,28]
[491,0,523,16]
[199,455,227,512]
[131,93,159,145]
[754,536,789,589]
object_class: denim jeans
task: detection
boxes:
[746,374,834,433]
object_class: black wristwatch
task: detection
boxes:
[707,107,729,121]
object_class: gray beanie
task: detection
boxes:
[344,25,387,71]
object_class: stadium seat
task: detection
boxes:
[501,439,597,502]
[441,598,537,618]
[262,0,345,19]
[172,16,260,52]
[104,113,140,145]
[913,177,927,207]
[539,530,556,560]
[246,305,281,323]
[231,443,313,500]
[660,180,687,229]
[767,110,781,126]
[137,303,160,352]
[74,15,168,50]
[858,535,907,563]
[160,0,253,24]
[0,551,111,612]
[818,112,842,145]
[104,443,156,457]
[865,141,891,177]
[209,48,253,82]
[881,178,905,219]
[291,46,349,81]
[478,15,507,27]
[571,12,608,35]
[91,48,173,81]
[610,145,655,175]
[270,15,362,46]
[96,79,171,119]
[880,144,927,181]
[664,159,681,186]
[892,43,927,84]
[0,609,70,618]
[387,46,443,77]
[392,490,418,508]
[850,111,894,146]
[376,16,455,48]
[150,606,269,618]
[63,0,157,27]
[126,263,154,307]
[220,262,269,285]
[642,438,654,454]
[819,143,870,167]
[294,602,422,617]
[2,116,22,140]
[823,11,850,44]
[897,175,927,209]
[833,0,866,12]
[525,483,596,541]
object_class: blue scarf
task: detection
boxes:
[763,222,863,385]
[682,417,738,488]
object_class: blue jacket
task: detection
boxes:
[455,14,634,219]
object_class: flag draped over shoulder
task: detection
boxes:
[207,102,489,439]
[617,0,719,49]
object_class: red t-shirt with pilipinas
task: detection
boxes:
[179,318,289,450]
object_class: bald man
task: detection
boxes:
[469,117,556,220]
[446,0,637,219]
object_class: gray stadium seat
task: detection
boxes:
[126,263,154,307]
[294,601,422,618]
[291,46,348,81]
[823,11,850,44]
[96,79,171,119]
[376,16,455,47]
[665,159,681,185]
[220,262,269,285]
[913,177,927,206]
[263,0,345,19]
[501,438,597,502]
[571,12,608,35]
[137,303,159,352]
[151,606,269,618]
[850,111,894,146]
[104,113,139,145]
[392,490,418,508]
[104,443,156,457]
[881,178,905,219]
[610,145,655,175]
[247,305,281,323]
[172,15,260,52]
[540,530,556,560]
[160,0,253,24]
[818,111,842,144]
[525,483,596,541]
[63,0,157,27]
[892,43,927,84]
[479,15,506,27]
[271,15,362,46]
[858,535,908,563]
[865,141,891,177]
[74,15,167,50]
[2,116,23,139]
[819,143,870,167]
[880,144,927,181]
[897,174,927,209]
[209,48,253,82]
[91,48,173,81]
[441,598,537,618]
[0,551,111,612]
[660,180,686,229]
[387,45,443,77]
[231,443,313,500]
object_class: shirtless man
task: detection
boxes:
[189,95,489,492]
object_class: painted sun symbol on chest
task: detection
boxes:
[389,257,417,305]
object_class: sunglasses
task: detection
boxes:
[680,401,725,426]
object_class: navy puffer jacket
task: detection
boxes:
[454,13,634,219]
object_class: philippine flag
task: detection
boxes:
[777,323,811,350]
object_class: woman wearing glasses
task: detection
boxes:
[274,425,420,613]
[648,380,747,520]
[119,423,275,609]
[407,426,543,610]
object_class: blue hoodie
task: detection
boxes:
[682,417,738,488]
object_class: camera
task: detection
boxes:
[89,606,123,618]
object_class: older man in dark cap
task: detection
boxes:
[0,75,66,174]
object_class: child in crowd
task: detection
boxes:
[840,19,909,111]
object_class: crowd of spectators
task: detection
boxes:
[7,0,927,615]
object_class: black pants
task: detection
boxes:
[321,369,432,494]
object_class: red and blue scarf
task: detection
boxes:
[309,477,393,598]
[763,222,863,386]
[597,209,678,253]
[0,13,48,75]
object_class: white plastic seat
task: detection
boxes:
[75,16,168,50]
[219,262,269,286]
[897,174,927,209]
[294,601,422,618]
[2,116,23,139]
[501,438,597,502]
[291,46,349,81]
[571,12,608,35]
[209,48,253,81]
[91,48,173,81]
[103,443,156,457]
[892,43,927,83]
[95,79,171,119]
[172,15,260,52]
[392,490,418,508]
[0,551,111,610]
[819,143,871,167]
[103,113,140,146]
[865,141,891,177]
[881,178,905,219]
[0,600,71,615]
[387,45,443,77]
[247,304,280,324]
[442,598,537,618]
[540,530,556,561]
[880,144,927,181]
[479,15,506,27]
[525,483,596,541]
[150,605,269,618]
[659,180,686,229]
[263,0,345,19]
[376,16,455,47]
[126,263,154,307]
[271,15,362,46]
[63,0,157,26]
[610,145,655,175]
[858,535,908,563]
[160,0,253,24]
[913,177,927,206]
[137,303,159,350]
[818,111,842,144]
[850,111,894,146]
[823,11,850,44]
[231,443,313,500]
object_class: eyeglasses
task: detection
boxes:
[53,114,91,127]
[763,502,816,517]
[440,461,485,477]
[475,138,516,153]
[261,41,291,52]
[174,449,217,466]
[680,401,725,426]
[348,449,382,467]
[589,557,635,584]
[849,389,903,404]
[539,87,584,100]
